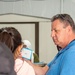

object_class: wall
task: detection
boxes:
[0,14,57,63]
[39,22,57,63]
[0,0,75,19]
[0,0,60,18]
[0,0,74,63]
[62,0,75,20]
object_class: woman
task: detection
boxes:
[0,27,35,75]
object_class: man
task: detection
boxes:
[46,14,75,75]
[22,14,75,75]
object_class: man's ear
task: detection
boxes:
[67,25,72,32]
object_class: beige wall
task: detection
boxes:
[0,14,57,63]
[39,22,57,63]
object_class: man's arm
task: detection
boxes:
[25,59,49,75]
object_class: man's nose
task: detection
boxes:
[51,30,55,38]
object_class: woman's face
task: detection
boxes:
[13,44,23,59]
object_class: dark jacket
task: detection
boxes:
[0,42,16,75]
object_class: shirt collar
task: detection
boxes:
[58,39,75,54]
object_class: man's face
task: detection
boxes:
[51,19,69,48]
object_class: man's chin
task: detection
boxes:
[54,42,58,45]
